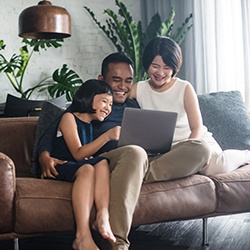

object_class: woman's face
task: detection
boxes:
[92,93,113,121]
[147,55,174,87]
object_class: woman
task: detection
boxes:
[130,36,250,182]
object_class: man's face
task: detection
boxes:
[99,62,134,104]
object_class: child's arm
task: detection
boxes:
[184,84,205,139]
[59,113,120,161]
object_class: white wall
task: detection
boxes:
[0,0,140,102]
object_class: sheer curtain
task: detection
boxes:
[140,0,250,110]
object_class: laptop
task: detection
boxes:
[118,108,178,155]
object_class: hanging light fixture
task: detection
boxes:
[18,0,71,39]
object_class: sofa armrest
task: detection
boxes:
[0,152,15,233]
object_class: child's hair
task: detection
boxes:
[101,52,134,78]
[142,36,182,77]
[70,79,113,113]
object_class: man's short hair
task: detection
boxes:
[101,52,134,78]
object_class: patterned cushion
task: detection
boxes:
[31,101,65,177]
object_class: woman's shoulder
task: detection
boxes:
[136,79,151,91]
[174,77,193,91]
[175,77,192,86]
[130,79,149,99]
[137,79,150,85]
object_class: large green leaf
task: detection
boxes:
[46,64,83,101]
[144,13,162,47]
[21,38,64,52]
[84,6,123,52]
[157,6,175,37]
[0,53,22,73]
[171,13,193,45]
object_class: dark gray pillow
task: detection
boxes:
[31,101,65,177]
[198,91,250,150]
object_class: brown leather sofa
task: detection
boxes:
[1,94,250,248]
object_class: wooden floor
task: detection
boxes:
[1,213,250,250]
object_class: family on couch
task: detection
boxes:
[36,36,250,250]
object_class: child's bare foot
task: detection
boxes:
[92,209,116,244]
[72,234,99,250]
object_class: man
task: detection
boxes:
[38,52,148,250]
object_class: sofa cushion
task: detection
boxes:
[31,102,65,177]
[198,91,250,150]
[133,174,216,226]
[15,178,75,233]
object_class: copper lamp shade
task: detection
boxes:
[19,0,71,39]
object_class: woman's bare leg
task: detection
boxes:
[72,164,99,250]
[93,160,116,244]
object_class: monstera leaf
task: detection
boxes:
[45,64,83,102]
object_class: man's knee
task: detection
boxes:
[123,145,148,173]
[124,145,147,158]
[104,145,148,174]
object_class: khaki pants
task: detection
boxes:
[145,139,211,182]
[101,145,148,250]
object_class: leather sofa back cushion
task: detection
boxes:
[198,91,250,150]
[0,117,38,177]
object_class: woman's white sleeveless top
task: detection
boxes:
[136,78,194,144]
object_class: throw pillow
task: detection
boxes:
[31,101,65,177]
[198,91,250,150]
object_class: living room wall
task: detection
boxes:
[0,0,140,102]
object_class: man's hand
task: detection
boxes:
[39,151,67,179]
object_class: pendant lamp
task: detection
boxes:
[18,0,71,39]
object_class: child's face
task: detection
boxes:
[92,93,113,121]
[147,55,174,87]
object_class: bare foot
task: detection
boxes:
[92,209,116,244]
[72,234,99,250]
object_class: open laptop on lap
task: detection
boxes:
[118,108,177,155]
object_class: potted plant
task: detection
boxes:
[0,38,64,99]
[84,0,192,83]
[0,39,83,102]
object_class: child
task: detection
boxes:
[51,79,118,250]
[130,36,250,181]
